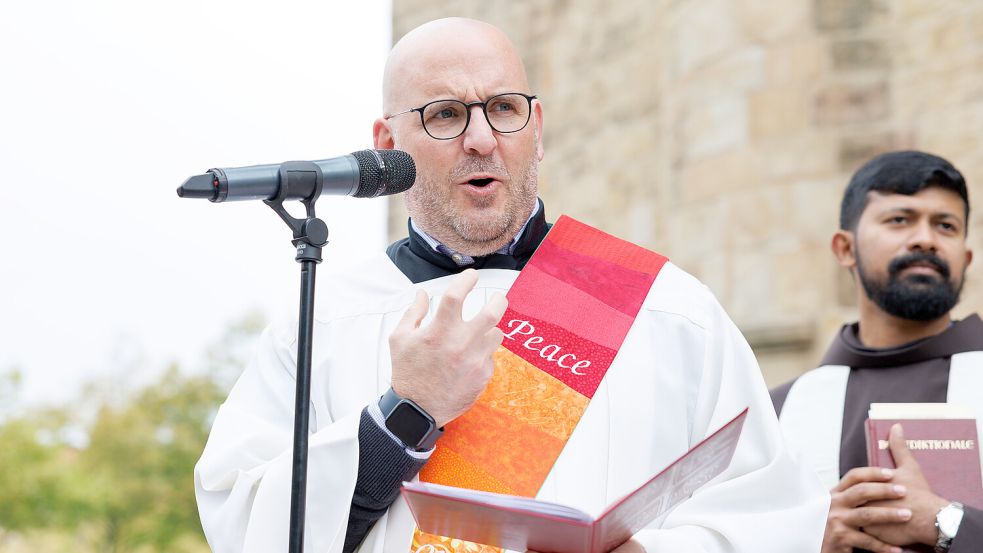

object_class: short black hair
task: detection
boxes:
[839,150,969,231]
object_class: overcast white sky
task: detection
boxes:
[0,0,392,407]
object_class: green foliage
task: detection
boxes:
[0,398,93,535]
[0,417,74,531]
[76,366,225,552]
[0,316,261,552]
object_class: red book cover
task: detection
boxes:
[401,409,747,553]
[864,404,983,510]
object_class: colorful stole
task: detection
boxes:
[410,216,668,553]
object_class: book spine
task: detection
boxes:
[865,419,878,466]
[866,419,897,468]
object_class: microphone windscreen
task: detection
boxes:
[351,149,416,198]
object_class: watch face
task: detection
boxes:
[939,506,962,537]
[387,402,432,444]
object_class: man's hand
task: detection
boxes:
[389,269,508,428]
[863,423,950,547]
[822,466,910,553]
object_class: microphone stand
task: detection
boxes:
[264,161,330,553]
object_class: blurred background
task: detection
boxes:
[0,1,391,550]
[1,0,982,551]
[387,0,983,385]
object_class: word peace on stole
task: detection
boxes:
[502,319,592,375]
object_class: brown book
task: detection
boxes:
[401,409,747,553]
[865,403,983,510]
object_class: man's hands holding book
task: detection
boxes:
[823,463,909,553]
[822,423,949,553]
[862,424,950,548]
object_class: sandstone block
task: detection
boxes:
[758,132,839,180]
[813,80,889,126]
[749,87,810,140]
[831,38,890,70]
[765,36,828,86]
[735,0,810,43]
[726,185,795,249]
[664,199,728,259]
[790,177,844,242]
[813,0,888,31]
[838,131,900,171]
[676,147,762,205]
[670,0,741,77]
[729,249,777,323]
[675,93,749,161]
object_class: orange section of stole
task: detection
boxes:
[420,348,586,497]
[412,349,592,552]
[411,530,505,553]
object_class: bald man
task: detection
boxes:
[195,18,828,553]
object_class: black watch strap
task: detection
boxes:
[378,387,443,451]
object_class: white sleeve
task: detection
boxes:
[632,296,829,553]
[194,323,360,553]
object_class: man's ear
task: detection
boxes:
[373,118,395,150]
[965,247,973,269]
[831,230,857,269]
[532,99,544,161]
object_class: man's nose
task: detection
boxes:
[908,219,939,252]
[461,106,497,156]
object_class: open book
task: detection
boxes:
[865,403,983,510]
[401,408,747,553]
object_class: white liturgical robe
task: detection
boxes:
[195,252,828,553]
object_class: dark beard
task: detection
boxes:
[857,251,962,321]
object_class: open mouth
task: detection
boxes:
[468,178,494,187]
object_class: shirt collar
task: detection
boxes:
[409,200,542,266]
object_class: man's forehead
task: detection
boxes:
[864,188,967,216]
[383,19,528,109]
[404,66,521,102]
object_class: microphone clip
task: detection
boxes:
[264,161,329,263]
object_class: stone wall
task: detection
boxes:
[387,0,983,385]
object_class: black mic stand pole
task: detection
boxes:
[263,162,331,553]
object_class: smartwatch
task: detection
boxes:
[378,387,443,451]
[935,501,964,553]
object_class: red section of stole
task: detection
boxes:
[499,307,616,399]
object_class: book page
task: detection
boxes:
[403,481,593,523]
[592,409,747,553]
[869,403,975,420]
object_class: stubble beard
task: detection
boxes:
[405,153,538,256]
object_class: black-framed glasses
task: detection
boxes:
[385,92,537,140]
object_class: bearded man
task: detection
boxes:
[772,150,983,553]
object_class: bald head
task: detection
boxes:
[382,18,531,115]
[373,17,544,257]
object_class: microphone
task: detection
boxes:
[176,149,416,202]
